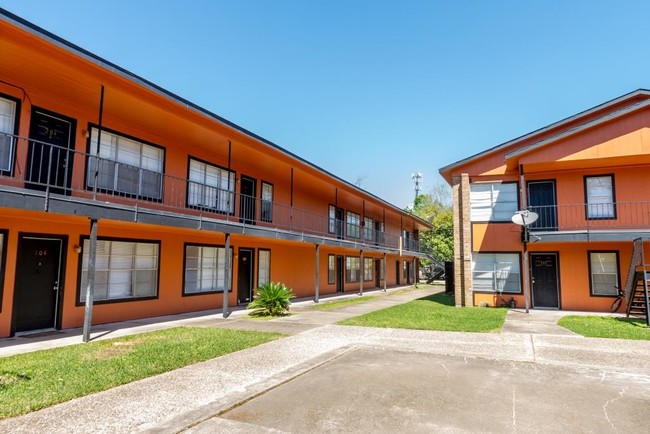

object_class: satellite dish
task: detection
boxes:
[511,210,539,226]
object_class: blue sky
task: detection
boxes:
[2,0,650,207]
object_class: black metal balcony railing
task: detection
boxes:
[528,203,650,232]
[0,132,421,253]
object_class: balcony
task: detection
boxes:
[527,202,650,242]
[0,132,422,254]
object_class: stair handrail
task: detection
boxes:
[624,238,643,306]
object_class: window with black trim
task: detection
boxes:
[0,231,6,312]
[346,256,360,282]
[80,239,159,302]
[589,251,619,296]
[188,158,235,214]
[258,249,271,287]
[585,175,615,219]
[184,244,232,294]
[471,253,521,293]
[261,182,273,223]
[87,127,164,199]
[364,217,373,242]
[364,257,373,281]
[0,95,18,175]
[470,182,518,222]
[328,254,335,284]
[346,211,360,238]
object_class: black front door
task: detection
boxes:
[27,108,75,195]
[237,248,254,305]
[240,176,256,224]
[396,261,401,285]
[531,253,560,309]
[336,256,344,292]
[13,236,64,333]
[375,259,381,287]
[528,181,557,230]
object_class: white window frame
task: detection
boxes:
[585,175,615,219]
[346,211,360,238]
[470,182,518,222]
[261,182,273,223]
[187,158,235,214]
[87,127,164,199]
[364,217,374,242]
[589,251,619,296]
[471,253,521,293]
[258,249,271,287]
[346,256,360,282]
[328,254,335,284]
[363,257,373,281]
[80,239,159,302]
[184,244,233,294]
[0,95,17,174]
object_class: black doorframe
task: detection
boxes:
[335,207,344,240]
[395,261,400,286]
[336,256,344,292]
[26,107,76,195]
[527,180,557,230]
[12,234,67,335]
[530,252,561,309]
[375,258,381,287]
[237,248,254,305]
[239,176,256,224]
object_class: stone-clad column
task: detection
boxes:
[452,173,472,307]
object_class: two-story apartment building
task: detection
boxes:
[440,90,650,315]
[0,10,429,338]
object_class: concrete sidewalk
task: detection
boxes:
[1,285,650,433]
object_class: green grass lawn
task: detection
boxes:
[0,327,282,419]
[558,316,650,340]
[387,283,441,296]
[338,293,507,332]
[311,296,379,310]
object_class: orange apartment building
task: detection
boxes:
[440,89,650,319]
[0,10,430,338]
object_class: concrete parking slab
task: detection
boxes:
[218,347,650,434]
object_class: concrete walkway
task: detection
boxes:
[1,286,649,433]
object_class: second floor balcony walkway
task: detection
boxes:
[0,132,424,255]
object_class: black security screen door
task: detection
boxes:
[13,237,63,332]
[528,181,557,230]
[531,253,560,309]
[27,109,75,195]
[237,248,254,305]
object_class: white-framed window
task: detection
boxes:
[364,217,374,242]
[0,232,5,309]
[184,244,232,294]
[328,205,336,234]
[188,158,235,214]
[258,249,271,287]
[87,127,164,199]
[80,239,159,302]
[471,253,521,293]
[589,252,618,296]
[328,254,335,284]
[346,256,360,282]
[0,96,17,173]
[585,175,615,219]
[261,182,273,223]
[470,182,518,222]
[364,257,373,281]
[346,211,360,238]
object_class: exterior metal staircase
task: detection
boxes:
[624,238,650,326]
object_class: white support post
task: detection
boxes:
[223,233,231,318]
[82,218,98,342]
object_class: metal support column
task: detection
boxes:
[413,257,417,285]
[383,252,387,292]
[223,233,231,318]
[519,165,530,314]
[82,218,98,342]
[359,250,364,295]
[314,244,320,303]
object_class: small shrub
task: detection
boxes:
[247,282,296,317]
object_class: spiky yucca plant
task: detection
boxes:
[247,282,296,317]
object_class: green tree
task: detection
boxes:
[410,183,453,263]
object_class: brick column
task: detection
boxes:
[452,173,472,307]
